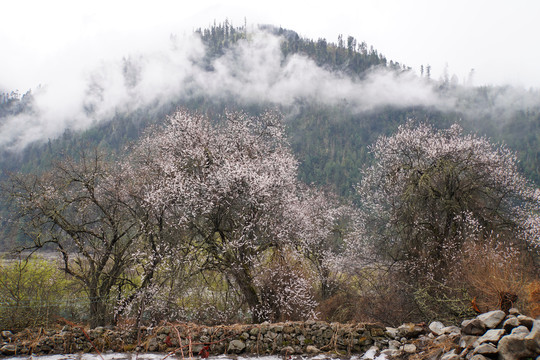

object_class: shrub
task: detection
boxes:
[0,255,81,330]
[456,238,534,314]
[527,281,540,318]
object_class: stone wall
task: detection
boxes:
[0,321,387,357]
[0,309,538,359]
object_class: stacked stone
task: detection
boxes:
[0,313,538,359]
[382,309,539,360]
[0,321,387,356]
[0,325,139,355]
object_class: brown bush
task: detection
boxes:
[317,271,423,326]
[456,238,534,314]
[527,280,540,318]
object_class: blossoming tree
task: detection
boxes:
[356,122,540,284]
[131,109,320,322]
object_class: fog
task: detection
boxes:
[1,29,538,151]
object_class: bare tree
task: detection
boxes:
[4,150,163,327]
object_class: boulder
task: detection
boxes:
[403,343,417,353]
[434,334,449,344]
[441,326,461,336]
[388,340,401,350]
[385,327,398,339]
[380,349,401,358]
[460,335,480,349]
[517,315,535,330]
[462,319,487,336]
[473,343,498,356]
[227,340,245,353]
[429,321,445,336]
[306,345,321,354]
[477,310,506,329]
[363,346,382,359]
[497,334,536,360]
[280,346,294,355]
[397,323,427,338]
[503,317,520,333]
[470,355,490,360]
[477,329,506,345]
[510,325,530,339]
[524,320,540,355]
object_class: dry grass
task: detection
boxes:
[527,280,540,318]
[458,239,533,314]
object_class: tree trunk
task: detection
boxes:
[89,288,109,328]
[232,269,264,323]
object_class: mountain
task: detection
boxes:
[1,22,540,247]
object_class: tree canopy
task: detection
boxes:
[355,121,540,293]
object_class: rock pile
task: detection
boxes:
[381,309,539,360]
[0,310,538,359]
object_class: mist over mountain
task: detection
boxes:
[1,22,540,206]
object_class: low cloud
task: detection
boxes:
[0,29,538,151]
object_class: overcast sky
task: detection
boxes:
[1,0,540,91]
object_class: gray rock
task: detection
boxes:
[385,327,398,339]
[272,326,283,332]
[462,319,487,336]
[470,355,489,360]
[0,331,12,339]
[498,334,535,360]
[524,320,540,355]
[440,349,460,360]
[380,349,401,358]
[477,310,506,329]
[477,329,506,344]
[434,334,449,344]
[397,323,427,338]
[511,325,530,339]
[503,317,520,333]
[508,308,520,316]
[429,321,445,336]
[227,340,246,353]
[403,343,417,353]
[518,315,535,330]
[280,346,294,355]
[441,326,461,335]
[473,343,498,355]
[460,335,480,349]
[362,346,381,359]
[322,328,333,338]
[306,345,321,354]
[388,340,401,350]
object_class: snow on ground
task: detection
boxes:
[4,351,388,360]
